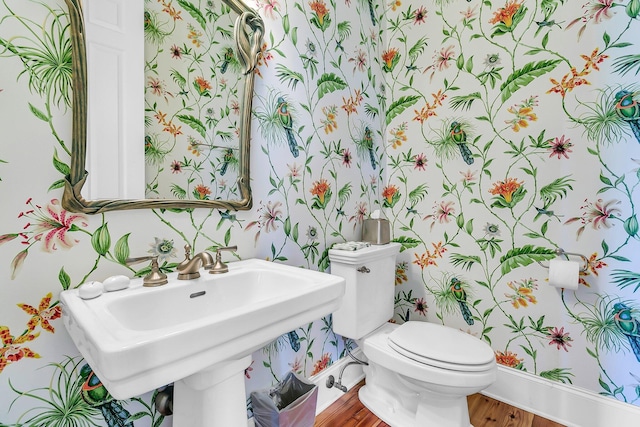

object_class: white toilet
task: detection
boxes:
[329,243,496,427]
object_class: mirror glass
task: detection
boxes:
[62,0,264,213]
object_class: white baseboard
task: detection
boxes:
[310,348,366,414]
[483,365,640,427]
[252,353,640,427]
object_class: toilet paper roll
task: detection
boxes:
[548,259,579,290]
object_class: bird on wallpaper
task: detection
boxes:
[450,277,474,325]
[362,126,377,170]
[79,364,133,427]
[614,90,640,143]
[450,121,474,165]
[287,330,301,352]
[218,209,243,229]
[367,0,376,25]
[534,206,563,222]
[220,47,234,74]
[220,147,235,176]
[276,97,299,157]
[613,303,640,362]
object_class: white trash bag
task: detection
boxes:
[251,372,318,427]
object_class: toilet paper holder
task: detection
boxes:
[537,248,589,273]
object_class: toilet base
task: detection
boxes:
[358,362,473,427]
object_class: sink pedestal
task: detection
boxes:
[173,355,252,427]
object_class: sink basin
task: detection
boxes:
[60,259,345,406]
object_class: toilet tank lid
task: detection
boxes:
[389,321,495,367]
[328,242,400,264]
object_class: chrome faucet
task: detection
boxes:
[210,246,237,274]
[177,245,215,280]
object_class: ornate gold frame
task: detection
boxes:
[62,0,264,213]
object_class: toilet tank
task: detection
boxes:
[329,243,400,339]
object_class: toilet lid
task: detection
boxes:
[388,322,495,372]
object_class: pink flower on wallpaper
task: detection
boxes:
[348,49,367,73]
[244,361,254,379]
[19,198,88,253]
[414,153,427,170]
[414,298,428,316]
[287,162,301,177]
[460,169,477,183]
[460,5,478,20]
[583,0,615,24]
[433,45,456,72]
[289,356,303,374]
[424,201,455,224]
[546,327,573,352]
[245,201,283,243]
[564,198,621,239]
[548,135,573,159]
[349,202,367,227]
[413,6,427,25]
[341,148,352,167]
[256,0,280,19]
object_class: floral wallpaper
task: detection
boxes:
[144,0,244,201]
[387,0,640,408]
[1,0,640,426]
[0,0,379,424]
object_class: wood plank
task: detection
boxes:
[315,381,566,427]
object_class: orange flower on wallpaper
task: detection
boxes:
[193,184,212,200]
[547,67,591,97]
[163,122,183,137]
[0,326,41,374]
[155,111,183,137]
[495,350,523,368]
[581,48,608,71]
[311,353,332,375]
[413,91,445,124]
[254,43,274,77]
[187,24,203,47]
[548,49,606,97]
[505,278,538,309]
[389,123,408,149]
[382,184,400,207]
[489,0,522,27]
[341,90,363,116]
[321,105,338,134]
[489,177,522,203]
[160,0,183,21]
[194,76,212,94]
[395,261,408,285]
[310,178,330,205]
[17,292,62,334]
[505,96,538,132]
[309,0,329,27]
[381,47,400,72]
[412,242,447,269]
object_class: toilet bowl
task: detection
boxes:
[328,243,496,427]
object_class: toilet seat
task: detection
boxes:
[388,321,495,372]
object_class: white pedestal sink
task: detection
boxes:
[60,259,345,426]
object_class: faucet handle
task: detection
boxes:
[125,255,168,287]
[210,246,237,274]
[177,245,192,271]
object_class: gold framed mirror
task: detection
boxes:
[62,0,263,213]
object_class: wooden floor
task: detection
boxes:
[315,381,565,427]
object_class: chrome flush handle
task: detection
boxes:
[357,266,370,273]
